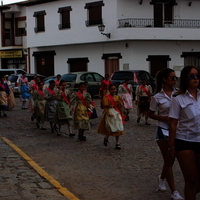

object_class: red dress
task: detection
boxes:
[99,79,112,99]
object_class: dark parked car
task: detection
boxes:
[61,71,104,98]
[111,70,155,99]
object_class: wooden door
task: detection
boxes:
[105,58,119,77]
[150,60,167,78]
[35,54,54,77]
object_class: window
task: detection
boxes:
[61,74,77,82]
[15,17,26,36]
[67,58,89,72]
[33,11,46,32]
[5,29,11,39]
[181,52,200,68]
[58,6,72,29]
[93,73,104,82]
[150,0,176,27]
[83,73,95,82]
[84,1,104,26]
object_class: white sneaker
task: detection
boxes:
[171,190,184,200]
[156,175,167,191]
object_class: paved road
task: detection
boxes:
[0,137,69,200]
[1,97,200,200]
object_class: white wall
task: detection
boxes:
[25,0,200,76]
[177,0,200,19]
[29,40,200,75]
[117,0,153,19]
[26,0,118,48]
[118,0,200,20]
[26,0,200,49]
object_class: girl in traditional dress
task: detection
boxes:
[44,80,58,133]
[98,84,125,150]
[33,81,46,130]
[30,74,38,85]
[18,72,30,109]
[28,76,40,121]
[71,82,92,141]
[135,78,152,125]
[55,74,61,89]
[4,75,16,110]
[53,80,74,136]
[99,74,112,107]
[118,77,133,121]
[0,76,9,117]
[84,81,97,119]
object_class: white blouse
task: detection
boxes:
[169,90,200,142]
[150,88,177,129]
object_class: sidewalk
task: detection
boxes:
[0,137,74,200]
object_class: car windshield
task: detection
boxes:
[111,72,138,80]
[8,75,18,82]
[61,74,77,82]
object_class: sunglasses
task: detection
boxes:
[170,76,178,81]
[188,73,200,80]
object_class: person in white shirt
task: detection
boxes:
[149,68,183,200]
[169,65,200,200]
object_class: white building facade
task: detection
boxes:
[1,0,200,77]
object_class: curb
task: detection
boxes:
[1,137,80,200]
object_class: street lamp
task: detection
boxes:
[98,24,111,39]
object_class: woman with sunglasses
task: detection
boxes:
[169,65,200,200]
[149,68,183,200]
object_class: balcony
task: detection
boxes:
[15,36,22,45]
[118,18,200,28]
[3,36,23,47]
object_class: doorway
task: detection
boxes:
[33,51,55,77]
[102,53,122,76]
[147,55,171,77]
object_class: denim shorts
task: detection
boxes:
[175,139,200,153]
[156,126,169,141]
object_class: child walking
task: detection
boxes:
[71,82,92,141]
[18,72,30,109]
[33,81,46,130]
[53,80,74,136]
[98,84,125,150]
[44,80,58,133]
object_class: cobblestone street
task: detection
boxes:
[1,97,199,200]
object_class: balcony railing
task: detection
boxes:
[118,18,200,28]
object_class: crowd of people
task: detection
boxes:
[0,65,200,200]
